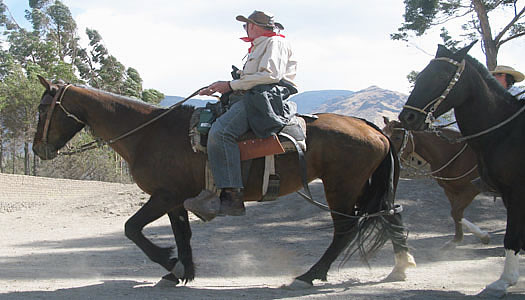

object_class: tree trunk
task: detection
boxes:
[33,153,37,176]
[472,0,498,69]
[11,143,15,174]
[24,141,29,175]
[0,135,3,173]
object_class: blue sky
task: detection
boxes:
[4,0,524,97]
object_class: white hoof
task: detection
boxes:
[479,233,490,244]
[281,279,313,290]
[384,270,407,282]
[478,284,507,298]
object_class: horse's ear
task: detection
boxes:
[436,44,453,58]
[38,75,51,91]
[454,40,478,60]
[383,116,390,125]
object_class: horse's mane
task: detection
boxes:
[78,84,196,116]
[464,55,517,103]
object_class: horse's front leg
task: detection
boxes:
[479,193,522,297]
[163,207,195,284]
[124,190,180,281]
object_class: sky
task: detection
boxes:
[4,0,525,97]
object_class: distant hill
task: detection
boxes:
[314,86,407,127]
[288,90,354,114]
[159,95,213,108]
[159,86,407,127]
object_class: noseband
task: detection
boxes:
[41,84,85,143]
[393,127,414,159]
[403,57,466,126]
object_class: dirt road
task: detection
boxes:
[0,173,523,299]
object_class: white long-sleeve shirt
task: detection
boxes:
[509,85,525,100]
[230,35,297,91]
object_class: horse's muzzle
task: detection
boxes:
[33,142,58,160]
[398,109,428,131]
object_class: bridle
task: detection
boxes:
[40,84,209,155]
[41,84,85,143]
[392,127,414,160]
[404,56,525,143]
[403,57,466,127]
[393,127,477,181]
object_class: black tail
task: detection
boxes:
[341,138,409,266]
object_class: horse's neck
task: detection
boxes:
[412,132,463,169]
[72,87,157,161]
[454,64,520,140]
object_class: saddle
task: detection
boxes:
[189,105,315,201]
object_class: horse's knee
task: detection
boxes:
[124,219,142,241]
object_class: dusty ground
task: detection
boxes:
[0,173,524,299]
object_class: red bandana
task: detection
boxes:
[240,32,285,53]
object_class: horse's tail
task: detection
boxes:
[340,131,409,266]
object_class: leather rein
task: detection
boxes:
[403,56,525,144]
[393,127,477,181]
[41,84,207,155]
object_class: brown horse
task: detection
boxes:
[399,42,525,297]
[32,76,415,288]
[382,117,490,249]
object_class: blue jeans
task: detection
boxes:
[207,100,249,189]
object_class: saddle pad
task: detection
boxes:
[238,135,285,161]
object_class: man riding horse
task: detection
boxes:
[184,10,298,218]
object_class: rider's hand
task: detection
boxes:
[198,81,232,96]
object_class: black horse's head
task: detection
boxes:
[399,41,477,131]
[33,76,85,160]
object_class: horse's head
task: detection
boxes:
[33,76,85,160]
[399,41,477,131]
[383,116,413,161]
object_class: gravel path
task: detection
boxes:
[0,173,523,299]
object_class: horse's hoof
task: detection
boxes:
[281,279,313,290]
[171,261,185,279]
[155,274,180,288]
[384,271,406,282]
[480,234,490,244]
[477,287,506,298]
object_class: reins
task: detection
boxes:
[403,56,525,144]
[48,84,402,220]
[55,85,209,156]
[403,57,465,126]
[395,127,477,181]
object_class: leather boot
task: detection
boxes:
[218,188,245,216]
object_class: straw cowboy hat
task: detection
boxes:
[236,10,284,30]
[490,65,524,82]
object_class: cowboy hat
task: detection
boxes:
[490,65,524,82]
[236,10,284,30]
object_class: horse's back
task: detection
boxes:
[303,113,390,180]
[306,113,390,153]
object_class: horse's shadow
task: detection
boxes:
[3,279,523,300]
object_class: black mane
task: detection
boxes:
[464,55,517,104]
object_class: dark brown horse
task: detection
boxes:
[32,76,415,288]
[382,117,489,249]
[399,42,524,297]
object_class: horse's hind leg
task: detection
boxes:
[383,213,416,281]
[124,190,181,282]
[291,185,359,287]
[442,190,487,249]
[292,214,358,288]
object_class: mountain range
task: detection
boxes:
[159,85,407,127]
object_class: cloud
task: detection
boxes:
[11,0,523,96]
